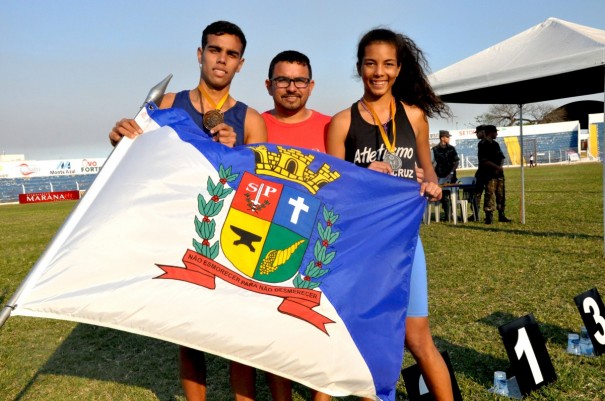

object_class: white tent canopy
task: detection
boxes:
[429,17,605,104]
[429,17,605,251]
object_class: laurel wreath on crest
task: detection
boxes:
[293,207,339,289]
[243,193,269,213]
[193,165,239,259]
[193,167,338,290]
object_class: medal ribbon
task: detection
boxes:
[198,84,230,112]
[361,98,397,153]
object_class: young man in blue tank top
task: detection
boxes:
[108,20,268,401]
[109,20,266,148]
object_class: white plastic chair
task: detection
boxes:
[456,199,469,223]
[455,177,476,223]
[423,201,441,224]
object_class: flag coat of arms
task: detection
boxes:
[9,105,426,401]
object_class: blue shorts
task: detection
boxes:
[407,237,429,317]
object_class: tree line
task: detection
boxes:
[475,103,567,127]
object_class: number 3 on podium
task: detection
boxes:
[498,314,557,395]
[574,287,605,356]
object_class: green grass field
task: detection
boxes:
[1,163,604,401]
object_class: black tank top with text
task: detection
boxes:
[345,101,417,181]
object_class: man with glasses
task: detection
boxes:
[260,50,331,401]
[262,50,331,152]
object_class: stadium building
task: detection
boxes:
[430,113,604,169]
[1,113,603,204]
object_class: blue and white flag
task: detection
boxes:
[11,105,425,401]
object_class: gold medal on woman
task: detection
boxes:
[361,98,402,171]
[198,85,229,131]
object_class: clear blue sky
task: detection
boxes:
[1,0,604,160]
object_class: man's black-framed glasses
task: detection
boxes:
[272,76,311,88]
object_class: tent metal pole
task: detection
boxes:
[519,104,526,224]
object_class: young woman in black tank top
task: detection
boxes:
[323,29,454,401]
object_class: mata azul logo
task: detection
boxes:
[56,161,71,170]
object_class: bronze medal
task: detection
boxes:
[203,109,224,130]
[198,84,230,133]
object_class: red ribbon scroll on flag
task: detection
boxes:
[156,249,335,333]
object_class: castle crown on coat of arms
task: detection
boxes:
[252,146,340,194]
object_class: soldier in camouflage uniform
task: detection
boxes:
[472,125,486,221]
[477,125,511,224]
